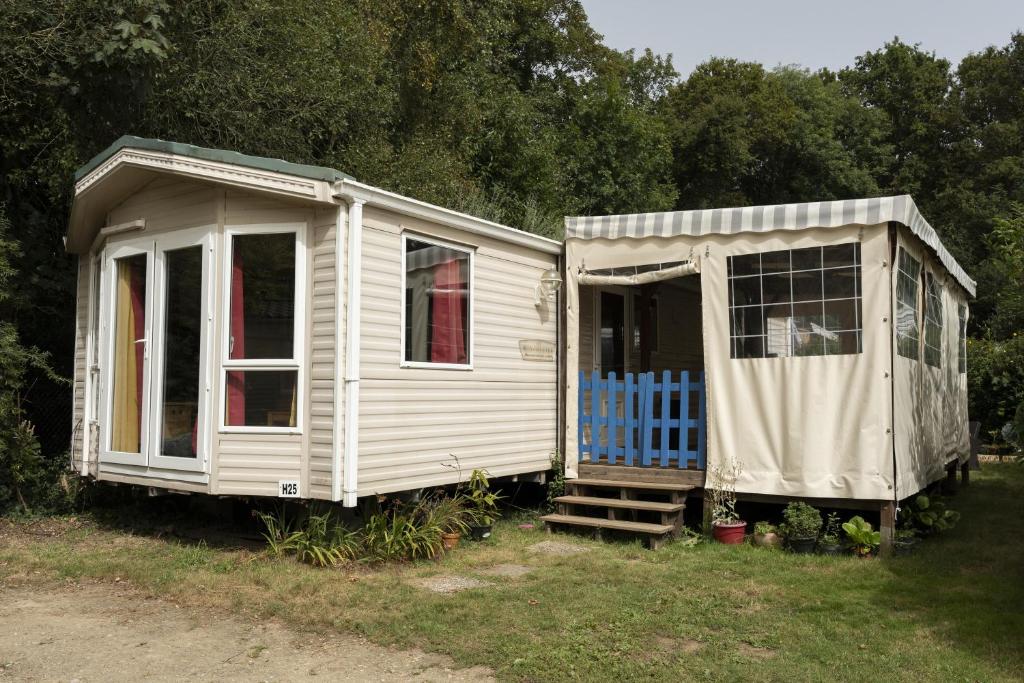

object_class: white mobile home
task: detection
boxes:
[552,197,973,545]
[67,137,562,505]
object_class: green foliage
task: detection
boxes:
[842,515,881,555]
[0,206,70,515]
[821,512,843,544]
[545,450,566,512]
[779,502,823,539]
[966,335,1024,439]
[753,521,776,535]
[255,494,473,566]
[903,495,961,534]
[462,468,503,526]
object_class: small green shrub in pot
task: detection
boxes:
[894,528,919,555]
[842,515,881,557]
[779,502,822,553]
[752,521,780,548]
[818,512,844,555]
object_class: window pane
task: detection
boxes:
[895,249,921,361]
[823,243,857,268]
[823,298,859,331]
[823,267,858,299]
[404,238,470,364]
[160,246,202,458]
[733,306,764,337]
[760,250,790,274]
[230,233,295,360]
[924,273,943,368]
[733,336,764,359]
[792,301,824,331]
[762,273,792,304]
[111,254,147,454]
[791,246,822,271]
[791,270,823,302]
[731,276,761,306]
[729,253,761,277]
[224,370,297,427]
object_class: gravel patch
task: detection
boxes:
[414,576,493,594]
[527,541,590,556]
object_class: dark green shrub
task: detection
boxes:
[779,502,823,539]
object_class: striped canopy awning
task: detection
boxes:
[565,195,975,296]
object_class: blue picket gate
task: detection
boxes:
[578,370,706,469]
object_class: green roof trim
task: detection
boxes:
[74,135,355,184]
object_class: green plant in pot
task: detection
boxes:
[752,521,780,548]
[462,469,503,541]
[893,528,919,556]
[707,461,746,544]
[779,502,822,553]
[842,515,881,557]
[420,493,471,552]
[818,512,844,555]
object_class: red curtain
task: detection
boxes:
[430,259,466,364]
[226,240,246,425]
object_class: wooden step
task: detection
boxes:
[554,495,684,513]
[539,513,674,535]
[569,478,694,493]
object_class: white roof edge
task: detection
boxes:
[335,179,564,256]
[565,195,975,297]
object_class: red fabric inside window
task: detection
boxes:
[430,259,467,364]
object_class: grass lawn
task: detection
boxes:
[2,464,1023,682]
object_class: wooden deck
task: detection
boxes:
[577,462,706,487]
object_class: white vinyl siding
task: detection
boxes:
[307,208,342,499]
[356,207,558,495]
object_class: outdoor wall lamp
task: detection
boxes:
[535,267,563,306]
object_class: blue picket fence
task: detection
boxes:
[578,370,706,469]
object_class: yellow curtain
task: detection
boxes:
[111,263,140,453]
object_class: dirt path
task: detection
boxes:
[0,583,494,682]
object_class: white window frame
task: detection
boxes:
[399,231,475,370]
[219,223,307,434]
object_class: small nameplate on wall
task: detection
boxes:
[519,339,555,362]
[278,480,300,498]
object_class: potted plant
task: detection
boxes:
[818,512,844,555]
[422,494,470,552]
[842,515,881,557]
[463,469,503,541]
[893,528,919,555]
[779,502,822,554]
[752,521,780,548]
[707,461,746,544]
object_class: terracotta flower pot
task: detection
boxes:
[441,531,461,551]
[711,520,747,544]
[753,532,780,548]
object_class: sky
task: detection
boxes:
[580,0,1024,77]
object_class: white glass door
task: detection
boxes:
[149,229,212,471]
[99,228,212,472]
[100,239,154,466]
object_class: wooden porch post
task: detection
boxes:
[960,461,970,487]
[879,500,896,556]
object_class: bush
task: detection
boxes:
[967,335,1024,443]
[779,502,823,539]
